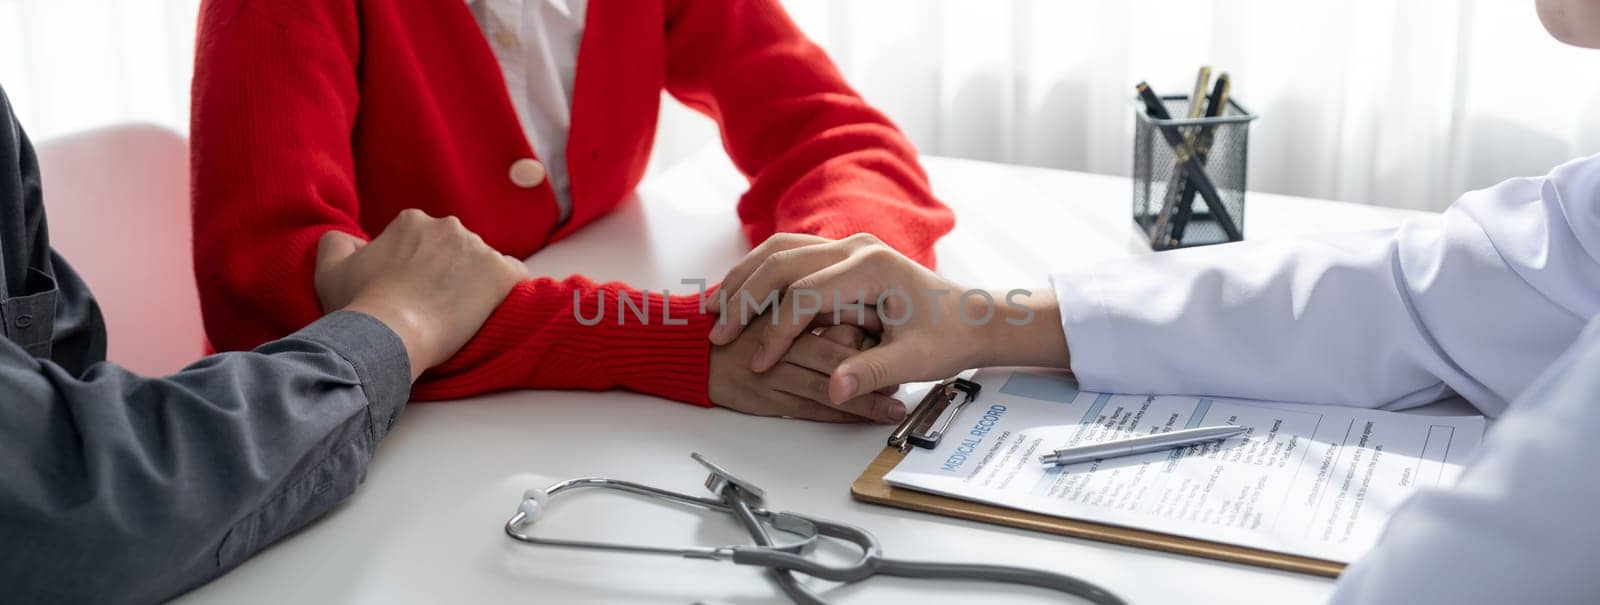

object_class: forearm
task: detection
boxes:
[1048,156,1600,413]
[0,311,410,603]
[759,160,955,268]
[972,288,1069,371]
[664,0,953,266]
[192,0,365,353]
[1051,232,1438,407]
[413,276,717,404]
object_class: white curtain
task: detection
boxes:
[5,1,1600,211]
[769,0,1600,210]
[0,1,199,142]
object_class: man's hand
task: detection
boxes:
[710,319,907,423]
[709,234,1068,404]
[314,209,529,380]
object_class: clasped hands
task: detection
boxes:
[311,215,1066,423]
[707,233,1068,425]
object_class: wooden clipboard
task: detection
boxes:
[850,379,1345,578]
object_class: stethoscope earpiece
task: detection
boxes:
[516,488,549,524]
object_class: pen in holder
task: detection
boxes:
[1132,94,1257,250]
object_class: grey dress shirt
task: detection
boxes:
[0,87,412,603]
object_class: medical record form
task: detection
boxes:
[884,368,1484,563]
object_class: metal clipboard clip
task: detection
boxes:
[887,378,982,452]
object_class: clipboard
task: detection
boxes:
[850,379,1345,578]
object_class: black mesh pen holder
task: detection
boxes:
[1132,95,1257,250]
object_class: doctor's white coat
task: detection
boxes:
[1051,153,1600,603]
[1054,154,1600,418]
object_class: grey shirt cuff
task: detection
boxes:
[287,310,412,441]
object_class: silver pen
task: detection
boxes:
[1039,425,1249,467]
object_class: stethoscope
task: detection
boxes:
[504,453,1126,605]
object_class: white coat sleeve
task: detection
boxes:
[1328,315,1600,604]
[1052,153,1600,416]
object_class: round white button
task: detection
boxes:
[509,158,546,188]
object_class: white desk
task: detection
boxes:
[178,149,1450,605]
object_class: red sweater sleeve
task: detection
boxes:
[191,0,715,405]
[663,0,955,266]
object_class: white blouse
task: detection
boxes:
[467,0,588,224]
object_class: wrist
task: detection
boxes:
[343,298,434,380]
[973,288,1068,370]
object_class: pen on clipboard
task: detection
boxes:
[1136,81,1243,242]
[1039,425,1249,467]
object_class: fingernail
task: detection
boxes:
[885,404,907,423]
[837,374,858,402]
[750,343,766,371]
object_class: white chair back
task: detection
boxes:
[35,125,200,376]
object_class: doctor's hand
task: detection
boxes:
[708,234,1068,404]
[314,209,530,380]
[709,320,907,423]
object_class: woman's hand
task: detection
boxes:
[710,233,1068,404]
[709,321,907,423]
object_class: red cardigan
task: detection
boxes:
[190,0,954,405]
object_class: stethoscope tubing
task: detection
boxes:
[726,484,827,605]
[505,476,817,559]
[506,475,1127,605]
